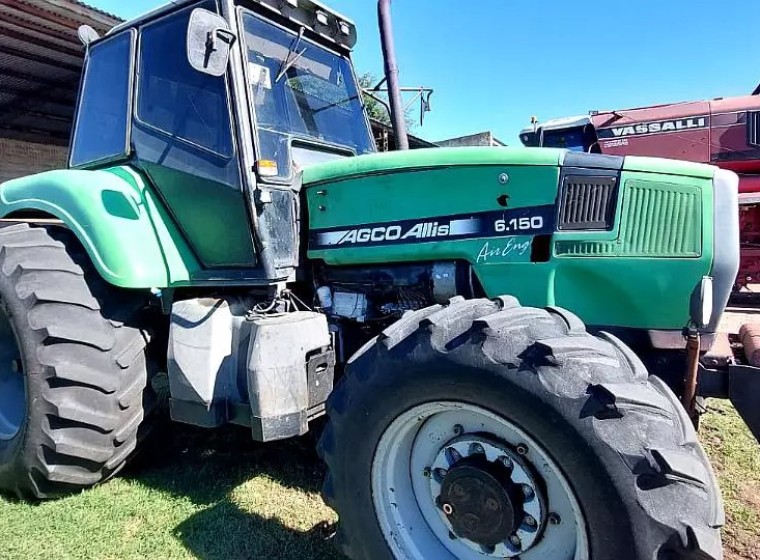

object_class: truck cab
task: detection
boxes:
[519,115,599,153]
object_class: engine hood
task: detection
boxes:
[301,147,564,186]
[302,146,718,188]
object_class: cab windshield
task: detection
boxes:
[541,128,588,152]
[242,12,374,177]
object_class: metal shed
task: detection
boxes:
[0,0,119,182]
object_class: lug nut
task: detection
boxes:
[445,447,462,464]
[499,455,512,469]
[434,468,448,481]
[548,512,562,525]
[522,484,534,499]
[470,443,484,455]
[516,443,528,455]
[453,424,464,436]
[509,534,521,548]
[422,467,431,478]
[524,515,537,527]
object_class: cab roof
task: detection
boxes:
[109,0,357,50]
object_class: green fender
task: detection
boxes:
[0,166,201,288]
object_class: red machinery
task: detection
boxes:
[520,92,760,290]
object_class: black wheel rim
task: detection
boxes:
[0,305,24,440]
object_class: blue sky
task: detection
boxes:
[91,0,760,145]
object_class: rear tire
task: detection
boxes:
[319,296,723,559]
[0,223,157,499]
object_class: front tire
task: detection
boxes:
[319,296,723,559]
[0,224,157,499]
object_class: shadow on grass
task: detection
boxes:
[124,417,342,559]
[174,501,339,560]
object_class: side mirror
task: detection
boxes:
[187,8,236,77]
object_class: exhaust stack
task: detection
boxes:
[378,0,408,150]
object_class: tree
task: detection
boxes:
[359,73,392,125]
[359,73,415,130]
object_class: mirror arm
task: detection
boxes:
[207,27,237,53]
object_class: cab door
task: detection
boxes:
[131,1,256,268]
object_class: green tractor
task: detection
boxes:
[0,0,753,558]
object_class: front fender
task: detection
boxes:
[0,166,200,288]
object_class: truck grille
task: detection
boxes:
[558,175,618,230]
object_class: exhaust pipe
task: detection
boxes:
[378,0,408,150]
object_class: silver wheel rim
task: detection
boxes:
[371,402,589,559]
[0,305,24,440]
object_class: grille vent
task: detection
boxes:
[558,175,618,230]
[619,180,700,256]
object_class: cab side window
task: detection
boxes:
[137,6,233,158]
[70,32,133,167]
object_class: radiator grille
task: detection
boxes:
[619,180,701,256]
[555,179,702,257]
[558,175,618,230]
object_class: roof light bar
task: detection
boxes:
[315,10,329,25]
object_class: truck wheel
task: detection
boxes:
[0,224,156,499]
[319,296,723,559]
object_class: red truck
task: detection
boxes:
[521,91,760,290]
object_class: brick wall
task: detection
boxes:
[0,138,68,183]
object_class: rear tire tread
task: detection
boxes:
[0,224,156,499]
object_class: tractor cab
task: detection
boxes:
[519,115,600,153]
[69,0,374,281]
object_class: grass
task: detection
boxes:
[701,399,760,560]
[0,402,758,559]
[0,424,341,560]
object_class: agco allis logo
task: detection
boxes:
[601,116,708,138]
[317,218,480,246]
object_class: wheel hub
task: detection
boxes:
[0,305,24,441]
[438,459,521,546]
[428,436,546,557]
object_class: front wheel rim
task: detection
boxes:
[371,402,588,559]
[0,304,24,441]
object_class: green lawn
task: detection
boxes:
[0,403,758,560]
[0,424,341,560]
[701,400,760,560]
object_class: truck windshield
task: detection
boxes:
[541,128,587,152]
[242,13,374,177]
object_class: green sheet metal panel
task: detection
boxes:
[623,155,714,178]
[137,163,257,268]
[0,166,202,288]
[302,146,563,186]
[305,151,715,331]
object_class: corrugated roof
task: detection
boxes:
[71,0,121,21]
[0,0,122,145]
